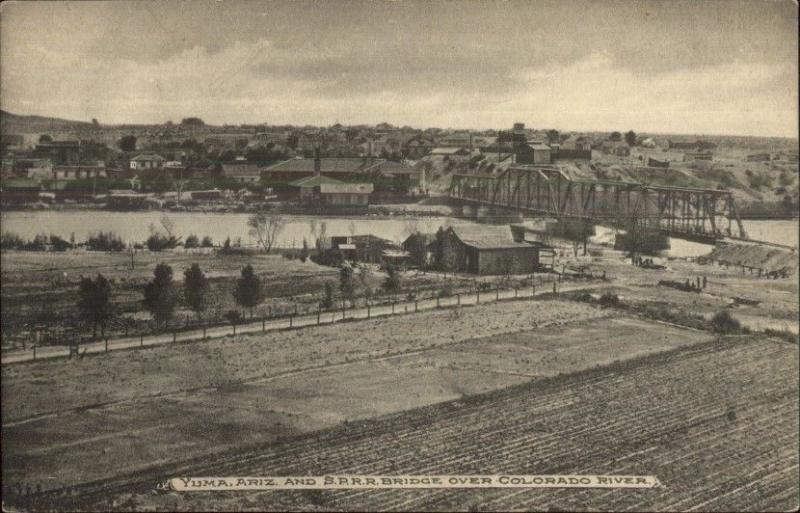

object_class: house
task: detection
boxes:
[289,174,345,202]
[129,153,165,170]
[683,151,713,161]
[561,135,593,152]
[515,143,552,165]
[436,224,546,275]
[401,232,437,267]
[221,163,262,184]
[319,182,374,209]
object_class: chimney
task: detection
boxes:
[314,147,321,176]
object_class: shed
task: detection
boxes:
[439,225,545,275]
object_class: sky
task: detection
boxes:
[1,0,797,137]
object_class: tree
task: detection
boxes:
[77,274,113,338]
[300,239,309,262]
[201,235,214,247]
[118,135,137,152]
[321,281,335,309]
[248,213,286,252]
[143,263,177,328]
[546,129,560,144]
[383,265,401,294]
[609,131,622,142]
[184,234,200,249]
[38,134,53,144]
[625,130,637,147]
[339,265,356,305]
[234,264,263,317]
[180,117,206,127]
[406,232,429,268]
[183,264,209,320]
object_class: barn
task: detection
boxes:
[439,225,545,275]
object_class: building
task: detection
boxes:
[129,153,165,170]
[221,163,262,184]
[1,178,42,205]
[515,143,552,165]
[561,135,593,152]
[647,157,670,168]
[33,141,80,165]
[430,147,473,162]
[437,224,546,275]
[52,165,107,181]
[319,182,374,209]
[289,174,345,202]
[401,232,437,267]
[329,234,397,263]
[683,151,713,161]
[263,157,385,184]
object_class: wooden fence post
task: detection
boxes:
[415,299,418,312]
[203,326,207,339]
[514,287,518,298]
[140,334,144,347]
[317,307,321,325]
[496,288,500,300]
[104,338,108,353]
[32,346,36,361]
[289,315,293,328]
[457,293,461,305]
[391,301,395,314]
[367,304,371,319]
[262,316,266,332]
[233,324,236,336]
[173,332,176,343]
[477,290,480,303]
[436,296,440,308]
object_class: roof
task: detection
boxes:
[402,232,437,246]
[449,225,533,250]
[320,183,374,194]
[131,153,165,161]
[289,175,344,187]
[375,160,418,176]
[430,147,469,155]
[527,143,552,151]
[221,163,261,177]
[264,158,384,174]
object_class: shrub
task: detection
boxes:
[23,233,48,251]
[711,310,742,334]
[321,281,335,309]
[201,235,214,247]
[146,233,179,252]
[184,234,200,248]
[598,292,620,307]
[49,234,72,252]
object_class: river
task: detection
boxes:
[1,210,797,258]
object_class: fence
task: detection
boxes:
[2,270,614,365]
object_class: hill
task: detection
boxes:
[0,110,94,133]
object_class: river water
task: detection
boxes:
[1,210,797,258]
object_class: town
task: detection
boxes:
[1,1,798,512]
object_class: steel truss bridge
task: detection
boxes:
[448,165,747,240]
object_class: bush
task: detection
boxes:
[598,292,620,307]
[184,234,199,249]
[23,233,48,251]
[321,281,336,310]
[711,310,742,334]
[87,231,125,252]
[146,233,179,252]
[201,235,214,247]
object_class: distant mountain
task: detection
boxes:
[1,110,94,133]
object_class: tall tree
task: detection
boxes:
[183,264,209,320]
[625,130,637,147]
[118,135,137,152]
[77,274,114,338]
[248,213,286,253]
[546,129,560,144]
[609,131,622,142]
[143,263,177,328]
[339,265,356,305]
[234,264,263,317]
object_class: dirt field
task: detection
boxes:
[2,301,711,492]
[48,335,797,512]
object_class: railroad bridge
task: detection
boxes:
[448,165,747,241]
